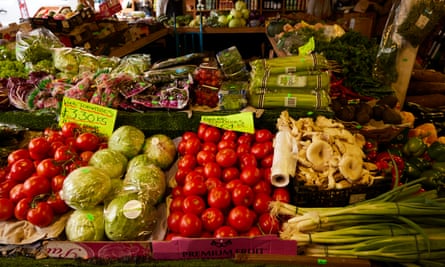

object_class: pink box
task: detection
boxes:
[151,235,297,260]
[45,241,151,259]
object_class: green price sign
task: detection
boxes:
[59,97,117,137]
[201,112,255,134]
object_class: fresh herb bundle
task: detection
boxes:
[397,0,445,47]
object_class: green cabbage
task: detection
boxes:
[126,154,156,171]
[104,189,158,241]
[108,125,145,159]
[65,206,105,241]
[123,164,166,205]
[88,148,128,179]
[61,166,111,209]
[142,134,177,170]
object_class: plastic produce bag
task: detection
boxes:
[15,27,64,64]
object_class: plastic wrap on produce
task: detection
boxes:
[248,89,331,109]
[270,129,298,187]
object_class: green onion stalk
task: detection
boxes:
[270,178,445,264]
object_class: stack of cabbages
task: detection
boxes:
[61,125,176,241]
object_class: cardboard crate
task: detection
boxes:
[151,236,297,260]
[45,241,151,260]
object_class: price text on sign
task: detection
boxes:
[59,97,117,137]
[201,112,255,134]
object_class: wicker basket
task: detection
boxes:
[291,177,392,207]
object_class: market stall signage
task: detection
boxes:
[59,97,117,137]
[201,112,255,134]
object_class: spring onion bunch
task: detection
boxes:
[270,178,445,265]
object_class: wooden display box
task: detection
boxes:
[335,11,376,38]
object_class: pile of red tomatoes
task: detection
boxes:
[0,122,106,227]
[167,123,291,239]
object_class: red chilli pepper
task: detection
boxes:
[375,151,405,188]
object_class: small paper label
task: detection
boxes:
[59,97,117,137]
[123,200,143,219]
[415,14,430,30]
[201,112,255,134]
[277,74,307,87]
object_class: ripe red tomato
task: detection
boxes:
[0,198,14,221]
[236,143,251,156]
[182,195,206,215]
[79,151,94,163]
[182,179,207,196]
[169,196,185,212]
[171,186,183,198]
[61,122,81,138]
[178,154,198,170]
[47,192,70,214]
[201,142,218,154]
[203,162,222,179]
[202,126,221,143]
[14,197,32,220]
[221,130,238,142]
[252,180,272,195]
[250,142,273,160]
[207,186,231,210]
[27,201,54,227]
[45,130,65,144]
[240,166,261,186]
[8,158,36,182]
[260,154,274,168]
[201,207,225,232]
[214,225,238,238]
[28,136,51,160]
[255,129,274,143]
[217,140,237,151]
[216,148,237,168]
[227,206,255,232]
[51,174,66,192]
[252,193,272,215]
[23,175,51,198]
[184,170,206,184]
[7,148,31,166]
[181,131,199,141]
[272,188,291,203]
[197,124,208,140]
[232,184,254,207]
[179,137,201,156]
[258,213,280,234]
[0,179,17,198]
[196,150,215,166]
[238,153,257,169]
[237,134,253,145]
[36,158,62,179]
[225,179,243,193]
[167,211,184,233]
[179,213,202,237]
[9,183,26,203]
[221,167,240,183]
[205,177,223,191]
[54,145,78,162]
[75,132,100,152]
[0,167,8,183]
[244,226,263,237]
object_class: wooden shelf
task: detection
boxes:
[174,26,265,34]
[108,28,171,57]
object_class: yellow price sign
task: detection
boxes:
[59,97,117,137]
[299,36,315,55]
[200,112,255,134]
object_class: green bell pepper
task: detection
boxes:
[403,161,422,181]
[402,137,427,157]
[427,141,445,162]
[419,169,445,190]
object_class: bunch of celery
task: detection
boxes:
[270,178,445,265]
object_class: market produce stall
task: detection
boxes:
[1,0,445,266]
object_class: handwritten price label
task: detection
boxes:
[200,112,255,134]
[59,97,117,137]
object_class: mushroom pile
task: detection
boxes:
[276,111,383,190]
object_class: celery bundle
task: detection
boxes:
[271,178,445,265]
